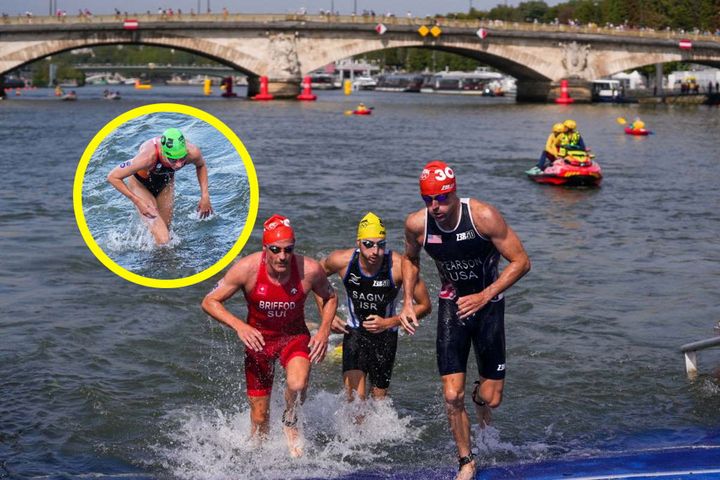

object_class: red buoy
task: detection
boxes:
[297,76,317,101]
[555,79,574,104]
[252,76,274,101]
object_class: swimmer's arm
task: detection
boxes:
[468,200,531,301]
[308,261,338,362]
[201,257,264,350]
[399,210,424,333]
[188,146,213,217]
[106,145,155,205]
[314,250,352,333]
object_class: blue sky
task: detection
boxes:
[8,1,560,17]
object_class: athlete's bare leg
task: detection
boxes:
[248,395,271,439]
[127,176,171,245]
[370,386,388,400]
[283,356,310,458]
[344,369,367,401]
[473,377,504,429]
[441,373,476,480]
[155,180,175,229]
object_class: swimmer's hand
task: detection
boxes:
[197,196,214,219]
[398,305,418,335]
[308,329,329,363]
[330,315,348,334]
[456,291,490,320]
[363,314,393,334]
[136,201,159,219]
[237,323,265,352]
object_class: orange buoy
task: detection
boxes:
[555,79,574,104]
[297,76,317,101]
[252,76,274,101]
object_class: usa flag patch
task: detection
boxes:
[428,234,442,244]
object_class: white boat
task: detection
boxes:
[420,69,506,95]
[591,79,623,102]
[352,76,377,90]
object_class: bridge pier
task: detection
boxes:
[548,79,592,103]
[247,76,300,99]
[515,80,552,103]
[0,74,5,100]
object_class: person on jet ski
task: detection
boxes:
[559,119,586,152]
[536,122,567,170]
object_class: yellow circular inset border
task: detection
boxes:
[73,103,259,288]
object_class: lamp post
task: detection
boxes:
[353,0,357,15]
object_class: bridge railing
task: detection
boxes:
[2,13,719,44]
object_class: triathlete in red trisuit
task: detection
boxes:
[202,214,337,457]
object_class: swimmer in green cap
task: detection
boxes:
[107,128,213,245]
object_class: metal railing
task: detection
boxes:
[2,13,719,43]
[680,335,720,378]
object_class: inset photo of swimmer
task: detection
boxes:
[79,107,256,282]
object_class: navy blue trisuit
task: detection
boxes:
[341,249,400,390]
[423,198,506,380]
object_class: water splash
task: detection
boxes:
[155,390,423,479]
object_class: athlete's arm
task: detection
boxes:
[307,259,338,363]
[106,142,158,218]
[398,210,424,334]
[455,200,531,320]
[315,250,352,334]
[187,144,213,218]
[364,252,431,333]
[201,255,265,351]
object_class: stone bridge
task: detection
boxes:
[2,13,720,101]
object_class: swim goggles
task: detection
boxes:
[422,193,449,204]
[267,245,294,254]
[361,239,387,249]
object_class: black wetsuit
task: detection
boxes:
[341,249,400,390]
[133,140,179,196]
[423,198,506,380]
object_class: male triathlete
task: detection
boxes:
[201,214,337,457]
[399,161,531,480]
[107,128,212,245]
[319,212,431,402]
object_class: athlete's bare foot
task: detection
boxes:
[282,409,303,458]
[455,457,476,480]
[283,424,304,458]
[472,381,492,429]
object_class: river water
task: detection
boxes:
[1,85,720,479]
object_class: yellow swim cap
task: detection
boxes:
[357,212,386,240]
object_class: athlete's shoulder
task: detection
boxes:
[228,251,261,275]
[468,198,507,235]
[324,248,355,272]
[404,208,425,232]
[185,142,203,161]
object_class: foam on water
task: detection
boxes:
[104,218,180,253]
[156,390,423,479]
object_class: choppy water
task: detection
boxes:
[1,84,720,479]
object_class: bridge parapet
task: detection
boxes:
[2,13,719,44]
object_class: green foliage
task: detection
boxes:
[446,0,720,30]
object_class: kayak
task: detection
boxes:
[353,109,372,115]
[526,149,602,187]
[625,127,651,136]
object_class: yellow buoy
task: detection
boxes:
[203,77,212,96]
[344,79,352,96]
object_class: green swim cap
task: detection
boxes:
[160,128,187,160]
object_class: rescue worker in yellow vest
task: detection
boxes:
[536,122,567,170]
[560,119,586,151]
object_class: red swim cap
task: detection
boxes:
[263,214,295,245]
[419,160,456,196]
